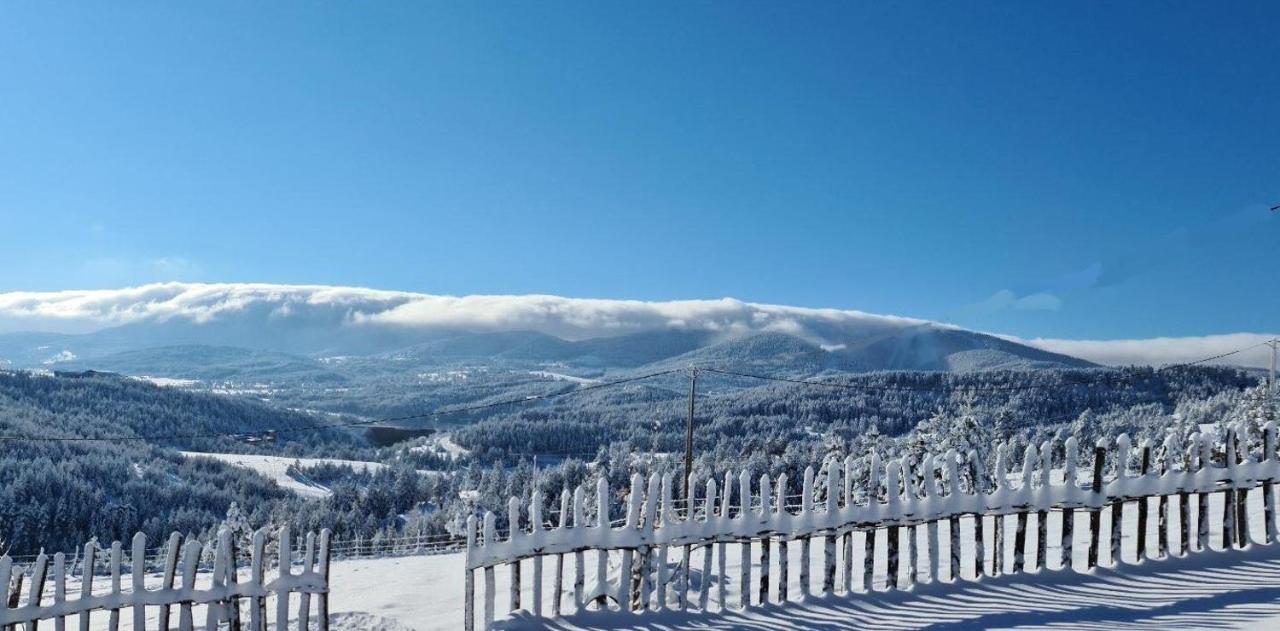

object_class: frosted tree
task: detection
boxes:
[222,501,254,552]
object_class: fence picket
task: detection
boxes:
[824,460,839,594]
[25,553,47,631]
[699,478,716,610]
[51,553,65,631]
[1111,435,1130,566]
[1266,423,1279,545]
[1137,444,1151,562]
[738,470,751,610]
[508,497,522,613]
[775,474,789,603]
[717,471,730,611]
[532,491,545,617]
[572,486,585,613]
[129,534,144,631]
[483,513,496,630]
[554,490,569,616]
[758,474,772,606]
[1062,438,1078,571]
[106,541,120,631]
[842,454,855,593]
[464,517,476,631]
[800,466,814,596]
[178,540,201,631]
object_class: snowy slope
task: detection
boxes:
[180,452,390,499]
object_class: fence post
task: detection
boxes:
[1136,443,1151,562]
[1233,423,1251,548]
[1087,443,1105,570]
[532,490,545,617]
[106,541,121,631]
[251,531,267,631]
[554,489,570,616]
[178,539,201,631]
[508,497,523,613]
[1223,428,1239,550]
[129,534,145,631]
[759,473,772,606]
[864,452,881,591]
[318,529,332,631]
[572,485,585,613]
[52,553,66,631]
[717,471,731,611]
[775,473,789,603]
[992,444,1007,577]
[25,552,48,631]
[1012,445,1035,574]
[968,451,986,580]
[842,454,856,594]
[1157,436,1172,559]
[619,478,640,612]
[656,474,673,612]
[1196,433,1212,552]
[800,466,814,597]
[885,460,901,591]
[923,454,942,584]
[463,517,477,631]
[1035,440,1051,572]
[945,451,962,582]
[1062,438,1078,571]
[638,475,658,611]
[159,533,181,631]
[700,478,717,610]
[824,459,839,594]
[1266,422,1278,545]
[738,470,752,609]
[681,475,696,612]
[1111,434,1130,566]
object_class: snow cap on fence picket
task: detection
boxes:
[704,477,718,522]
[483,511,496,547]
[1266,422,1278,461]
[645,473,661,528]
[775,472,788,514]
[1021,444,1038,487]
[508,496,523,541]
[721,470,734,517]
[531,491,544,534]
[1064,437,1079,485]
[572,484,586,529]
[661,472,675,525]
[739,469,753,518]
[558,489,571,530]
[844,454,856,506]
[922,454,938,498]
[802,466,815,513]
[1116,434,1132,475]
[760,473,773,516]
[868,451,882,502]
[945,449,960,496]
[596,477,610,529]
[994,443,1008,490]
[825,459,840,511]
[886,459,903,507]
[626,475,643,528]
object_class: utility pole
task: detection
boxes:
[683,368,698,502]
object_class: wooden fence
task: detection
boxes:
[463,421,1280,630]
[0,527,330,631]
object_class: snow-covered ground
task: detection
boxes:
[180,452,389,499]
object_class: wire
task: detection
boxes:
[698,366,1114,393]
[1159,340,1274,369]
[0,368,682,443]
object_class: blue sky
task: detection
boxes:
[1,2,1277,340]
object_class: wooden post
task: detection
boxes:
[1265,423,1279,545]
[159,533,181,631]
[1223,428,1238,551]
[824,460,839,594]
[968,454,986,579]
[738,470,751,610]
[276,528,291,631]
[760,474,772,606]
[776,474,789,603]
[318,529,332,631]
[572,486,585,612]
[52,553,66,631]
[700,478,717,610]
[250,531,266,631]
[1061,437,1078,571]
[843,454,855,594]
[554,489,569,616]
[25,553,48,631]
[107,541,121,631]
[1137,445,1151,562]
[532,492,545,617]
[128,534,145,631]
[1234,425,1251,548]
[717,471,731,611]
[1111,435,1130,566]
[483,514,497,629]
[178,540,201,631]
[464,518,476,631]
[1156,438,1171,559]
[1087,445,1106,569]
[800,466,814,597]
[922,455,941,583]
[1035,441,1050,572]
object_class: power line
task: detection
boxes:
[0,368,683,443]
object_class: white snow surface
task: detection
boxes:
[180,452,389,499]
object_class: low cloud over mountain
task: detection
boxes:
[0,283,1270,369]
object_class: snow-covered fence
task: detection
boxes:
[463,421,1280,630]
[0,527,330,631]
[327,532,464,560]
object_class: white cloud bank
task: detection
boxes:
[0,283,1271,369]
[0,282,927,342]
[1015,333,1278,370]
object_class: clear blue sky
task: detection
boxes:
[1,2,1276,340]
